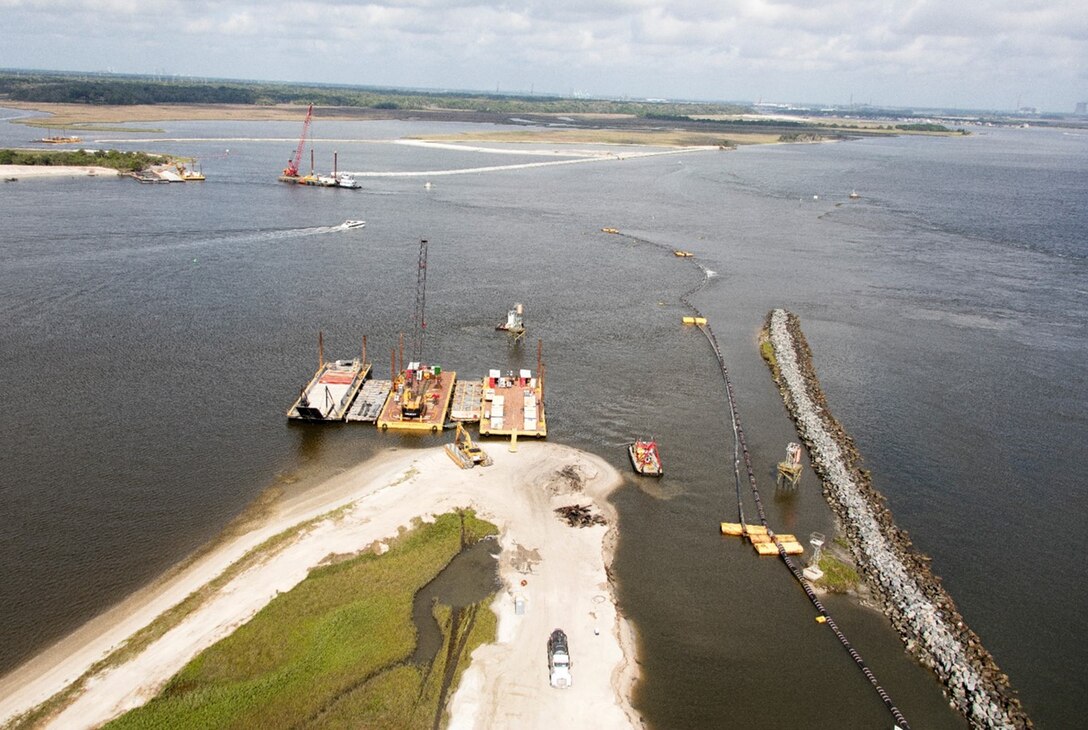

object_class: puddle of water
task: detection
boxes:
[411,536,501,666]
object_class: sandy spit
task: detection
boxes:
[0,443,641,730]
[0,165,119,179]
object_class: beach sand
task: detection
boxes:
[0,442,641,729]
[0,165,118,179]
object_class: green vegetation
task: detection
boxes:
[817,554,861,593]
[7,514,328,730]
[0,71,750,117]
[759,339,777,368]
[777,132,826,142]
[895,122,952,133]
[104,511,498,730]
[0,148,162,172]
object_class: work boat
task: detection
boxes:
[336,173,362,189]
[628,438,663,476]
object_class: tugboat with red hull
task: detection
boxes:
[628,438,663,476]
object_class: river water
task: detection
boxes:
[0,113,1084,728]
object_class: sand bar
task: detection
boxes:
[0,165,118,179]
[0,443,640,729]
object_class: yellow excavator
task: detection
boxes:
[445,423,493,469]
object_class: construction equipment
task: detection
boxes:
[445,422,493,469]
[776,442,803,489]
[411,238,428,362]
[282,104,314,178]
[496,302,526,340]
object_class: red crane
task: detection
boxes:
[282,103,313,178]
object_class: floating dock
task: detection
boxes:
[478,368,547,438]
[450,379,484,422]
[345,379,392,422]
[287,359,371,421]
[719,522,804,555]
[376,365,456,433]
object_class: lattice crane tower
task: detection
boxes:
[412,239,428,363]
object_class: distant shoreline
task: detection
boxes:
[0,101,818,147]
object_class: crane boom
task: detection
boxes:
[283,104,313,177]
[412,238,428,362]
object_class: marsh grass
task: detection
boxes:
[818,554,861,593]
[103,511,498,730]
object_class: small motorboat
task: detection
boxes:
[342,220,366,229]
[628,438,663,477]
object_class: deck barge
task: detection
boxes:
[376,364,457,432]
[287,359,370,421]
[345,379,392,422]
[478,368,547,438]
[450,379,484,422]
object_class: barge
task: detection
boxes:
[287,334,371,422]
[450,379,484,422]
[478,367,547,438]
[345,379,392,422]
[376,363,456,432]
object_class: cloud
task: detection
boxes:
[0,0,1084,110]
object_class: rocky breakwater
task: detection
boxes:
[764,308,1031,729]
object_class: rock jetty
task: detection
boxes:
[765,308,1031,730]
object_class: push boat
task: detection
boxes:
[336,173,362,189]
[628,438,663,476]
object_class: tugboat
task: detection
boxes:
[336,173,362,189]
[628,438,663,476]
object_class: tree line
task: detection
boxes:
[0,148,162,172]
[0,72,750,117]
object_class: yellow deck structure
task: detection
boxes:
[720,522,804,555]
[376,368,456,433]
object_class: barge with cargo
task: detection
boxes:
[287,334,371,422]
[376,362,457,433]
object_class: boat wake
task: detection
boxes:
[5,224,362,274]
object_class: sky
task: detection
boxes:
[1,0,1085,112]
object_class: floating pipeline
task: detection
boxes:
[604,229,912,729]
[764,308,1032,730]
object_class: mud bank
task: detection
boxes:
[764,308,1031,729]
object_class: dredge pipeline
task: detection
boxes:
[609,231,911,729]
[764,308,1032,729]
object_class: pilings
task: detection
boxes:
[765,308,1032,729]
